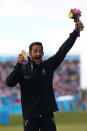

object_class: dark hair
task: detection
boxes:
[29,42,43,52]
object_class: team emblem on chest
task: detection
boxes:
[42,68,46,75]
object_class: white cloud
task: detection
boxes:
[0,0,87,21]
[0,39,29,56]
[0,0,33,17]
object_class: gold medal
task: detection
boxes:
[21,50,28,59]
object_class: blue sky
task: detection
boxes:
[0,0,87,88]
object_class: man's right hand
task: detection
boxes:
[17,54,24,64]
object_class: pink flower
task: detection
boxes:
[69,8,81,22]
[72,8,81,14]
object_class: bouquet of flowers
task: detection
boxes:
[69,8,81,22]
[68,8,84,32]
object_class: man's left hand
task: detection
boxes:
[75,20,84,32]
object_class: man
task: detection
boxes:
[6,21,84,131]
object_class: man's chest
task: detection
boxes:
[21,65,48,82]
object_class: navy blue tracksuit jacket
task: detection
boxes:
[6,30,78,120]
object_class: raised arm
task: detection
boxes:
[46,21,84,71]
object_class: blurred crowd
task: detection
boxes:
[1,57,87,113]
[1,58,87,112]
[0,61,21,104]
[0,58,80,104]
[53,59,80,97]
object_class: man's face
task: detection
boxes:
[29,45,44,65]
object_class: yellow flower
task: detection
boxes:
[68,11,73,19]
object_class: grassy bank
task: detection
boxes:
[0,111,87,131]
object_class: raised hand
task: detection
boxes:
[17,54,24,64]
[75,20,84,32]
